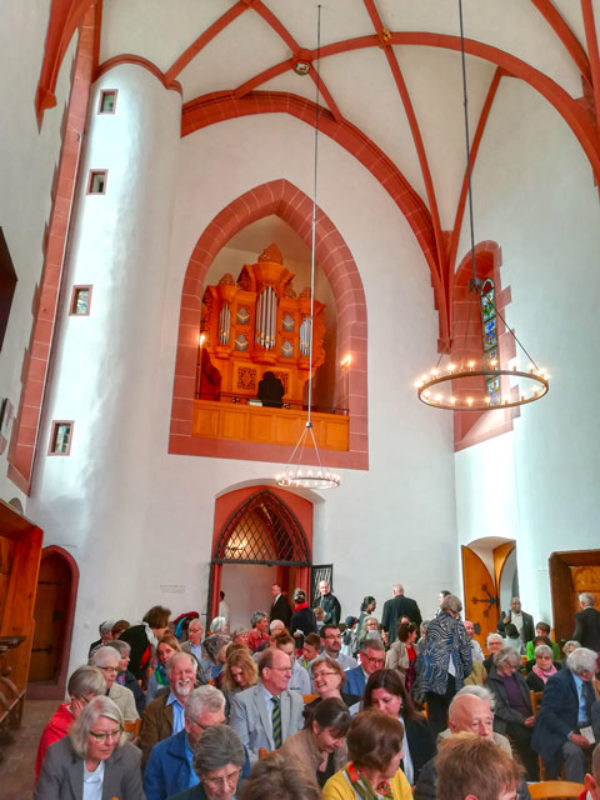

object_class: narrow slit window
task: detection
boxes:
[70,286,92,316]
[49,421,73,455]
[88,170,107,194]
[99,90,117,114]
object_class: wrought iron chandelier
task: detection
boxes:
[276,5,340,490]
[416,0,549,412]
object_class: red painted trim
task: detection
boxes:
[9,6,96,494]
[252,0,299,54]
[448,69,503,279]
[235,61,292,98]
[581,0,600,134]
[27,546,79,700]
[95,55,183,95]
[181,92,446,340]
[530,0,591,84]
[164,2,249,84]
[168,179,369,470]
[35,0,92,127]
[92,0,102,77]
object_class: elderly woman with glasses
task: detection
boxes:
[308,656,361,711]
[168,724,246,800]
[34,695,143,799]
[90,645,139,723]
[35,666,106,780]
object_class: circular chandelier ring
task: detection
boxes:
[416,368,549,411]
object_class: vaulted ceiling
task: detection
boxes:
[38,0,600,343]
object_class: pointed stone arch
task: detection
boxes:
[169,179,368,470]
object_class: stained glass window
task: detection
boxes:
[480,278,500,405]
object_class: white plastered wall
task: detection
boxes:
[0,3,78,503]
[454,75,600,626]
[28,91,459,671]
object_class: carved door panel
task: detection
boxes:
[29,554,70,682]
[462,546,500,649]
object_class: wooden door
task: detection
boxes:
[462,546,500,649]
[29,553,71,682]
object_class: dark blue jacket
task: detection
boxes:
[344,666,366,697]
[144,730,251,800]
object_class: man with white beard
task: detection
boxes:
[140,651,198,767]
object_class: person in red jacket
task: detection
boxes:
[35,665,106,779]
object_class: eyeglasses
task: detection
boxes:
[99,666,119,673]
[314,671,339,679]
[89,727,122,741]
[202,768,241,788]
[363,655,385,666]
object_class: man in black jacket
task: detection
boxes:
[270,583,292,627]
[318,580,341,626]
[381,583,422,645]
[574,593,600,652]
[497,597,534,645]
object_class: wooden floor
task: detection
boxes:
[0,699,56,800]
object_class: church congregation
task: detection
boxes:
[32,585,600,800]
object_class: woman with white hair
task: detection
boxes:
[169,724,246,800]
[525,643,560,692]
[90,645,139,722]
[34,695,144,799]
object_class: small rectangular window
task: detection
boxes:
[88,170,107,194]
[99,90,117,114]
[49,421,73,455]
[70,285,92,316]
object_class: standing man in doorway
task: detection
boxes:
[319,580,341,626]
[270,583,292,628]
[497,597,534,645]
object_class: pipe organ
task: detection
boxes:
[199,244,326,406]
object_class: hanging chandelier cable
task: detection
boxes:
[276,4,340,490]
[415,0,549,412]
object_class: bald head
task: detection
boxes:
[448,694,494,741]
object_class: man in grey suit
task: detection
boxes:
[230,647,303,762]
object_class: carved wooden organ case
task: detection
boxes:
[199,244,325,406]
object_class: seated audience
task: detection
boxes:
[385,621,419,691]
[200,633,230,684]
[309,656,361,710]
[435,734,521,800]
[247,612,269,653]
[415,691,531,800]
[111,619,130,639]
[231,629,251,647]
[321,624,357,670]
[364,668,436,785]
[34,696,143,800]
[167,724,246,800]
[90,646,139,724]
[485,646,537,780]
[221,647,259,701]
[120,604,171,683]
[345,638,386,696]
[209,616,229,635]
[355,596,377,641]
[355,615,381,648]
[525,643,560,692]
[280,697,350,788]
[35,665,106,779]
[146,634,182,704]
[464,620,485,663]
[181,619,204,663]
[88,619,116,658]
[437,685,512,754]
[290,589,318,643]
[525,622,560,661]
[140,651,199,767]
[503,623,526,655]
[483,633,505,674]
[274,632,311,694]
[298,632,321,673]
[238,751,321,800]
[107,638,146,715]
[323,709,412,800]
[561,639,582,668]
[524,635,559,672]
[532,646,600,782]
[144,685,249,800]
[230,647,304,762]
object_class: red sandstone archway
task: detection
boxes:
[169,179,368,470]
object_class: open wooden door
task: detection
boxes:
[462,546,500,649]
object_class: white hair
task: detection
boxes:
[567,647,598,675]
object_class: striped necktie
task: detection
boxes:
[271,696,282,748]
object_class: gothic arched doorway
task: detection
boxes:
[208,488,312,630]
